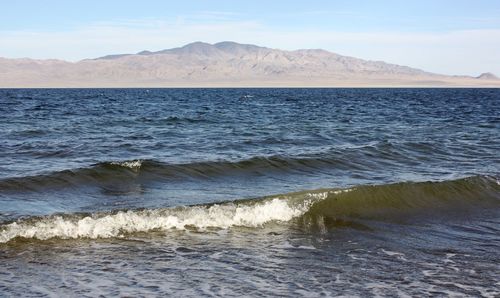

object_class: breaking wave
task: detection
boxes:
[0,176,498,243]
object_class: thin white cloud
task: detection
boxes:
[1,19,499,76]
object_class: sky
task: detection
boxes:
[1,0,499,76]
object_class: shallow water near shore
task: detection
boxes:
[0,88,499,296]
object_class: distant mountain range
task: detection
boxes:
[0,41,498,87]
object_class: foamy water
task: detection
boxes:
[0,196,318,242]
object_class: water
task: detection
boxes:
[0,88,499,296]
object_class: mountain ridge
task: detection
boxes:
[0,41,498,87]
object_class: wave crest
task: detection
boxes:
[301,175,500,231]
[0,192,330,243]
[109,160,143,170]
[1,176,498,243]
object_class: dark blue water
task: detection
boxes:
[0,88,499,296]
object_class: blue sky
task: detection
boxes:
[1,0,500,75]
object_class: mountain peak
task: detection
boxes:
[214,41,265,52]
[151,41,267,57]
[161,41,220,56]
[137,50,153,55]
[476,72,498,80]
[182,41,213,49]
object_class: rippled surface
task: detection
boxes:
[0,88,499,296]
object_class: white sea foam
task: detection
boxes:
[110,160,143,169]
[0,188,357,243]
[0,196,320,243]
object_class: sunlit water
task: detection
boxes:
[0,88,499,296]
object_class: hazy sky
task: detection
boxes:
[1,0,499,75]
